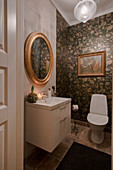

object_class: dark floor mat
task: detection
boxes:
[56,142,111,170]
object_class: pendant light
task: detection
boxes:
[74,0,97,23]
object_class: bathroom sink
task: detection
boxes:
[36,97,70,105]
[37,97,62,104]
[26,97,71,110]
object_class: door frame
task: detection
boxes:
[16,0,24,169]
[15,0,113,169]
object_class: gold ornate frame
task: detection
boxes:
[25,32,53,86]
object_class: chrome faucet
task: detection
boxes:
[42,91,47,102]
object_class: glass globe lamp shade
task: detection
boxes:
[74,0,97,23]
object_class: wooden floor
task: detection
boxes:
[24,123,111,170]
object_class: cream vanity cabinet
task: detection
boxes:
[25,97,71,152]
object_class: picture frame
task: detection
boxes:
[78,51,106,76]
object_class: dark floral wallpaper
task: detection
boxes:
[56,11,113,127]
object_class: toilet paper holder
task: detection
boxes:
[72,105,78,112]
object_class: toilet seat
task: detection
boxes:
[87,113,108,126]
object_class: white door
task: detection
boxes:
[0,0,17,169]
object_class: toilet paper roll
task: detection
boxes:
[72,105,78,111]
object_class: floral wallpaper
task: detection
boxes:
[56,11,113,127]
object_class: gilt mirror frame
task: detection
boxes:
[25,32,53,86]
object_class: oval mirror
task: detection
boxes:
[25,32,53,86]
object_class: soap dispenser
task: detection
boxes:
[52,86,57,97]
[48,88,51,98]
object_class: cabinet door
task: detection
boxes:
[51,108,60,150]
[59,104,68,141]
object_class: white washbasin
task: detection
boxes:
[37,97,61,104]
[35,97,71,107]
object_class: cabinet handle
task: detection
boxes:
[60,105,66,110]
[60,117,67,122]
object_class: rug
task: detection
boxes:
[56,142,111,170]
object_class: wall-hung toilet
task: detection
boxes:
[87,94,108,144]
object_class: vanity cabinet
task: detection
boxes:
[25,97,71,152]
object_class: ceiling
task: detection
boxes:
[51,0,113,26]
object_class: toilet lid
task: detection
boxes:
[87,113,108,126]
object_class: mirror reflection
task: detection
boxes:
[31,38,50,80]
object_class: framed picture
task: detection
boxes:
[78,51,106,76]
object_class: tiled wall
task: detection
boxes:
[56,11,113,127]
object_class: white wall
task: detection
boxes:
[24,0,56,157]
[24,0,56,96]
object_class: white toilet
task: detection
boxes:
[87,94,108,144]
